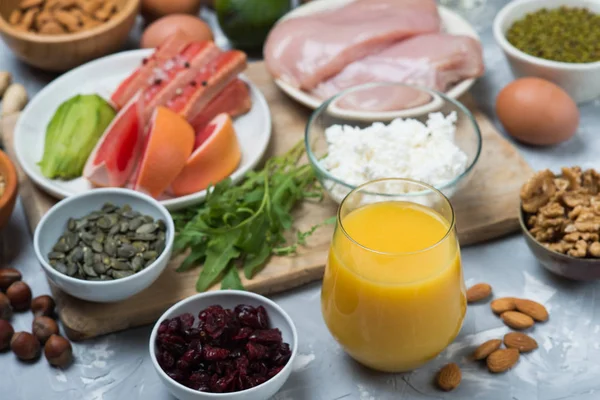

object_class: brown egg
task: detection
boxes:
[141,0,203,21]
[496,78,579,146]
[141,15,214,49]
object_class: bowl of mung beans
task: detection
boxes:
[493,0,600,103]
[0,149,18,231]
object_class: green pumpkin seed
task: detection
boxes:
[142,250,158,261]
[54,262,68,274]
[53,239,69,253]
[48,251,65,260]
[93,262,108,274]
[131,256,144,272]
[121,210,140,219]
[66,263,77,277]
[117,244,136,259]
[83,247,94,265]
[131,233,156,241]
[102,256,112,265]
[132,241,147,253]
[128,217,143,231]
[119,221,129,233]
[145,258,157,267]
[156,219,166,231]
[104,239,117,257]
[76,219,89,230]
[83,265,98,277]
[136,223,157,234]
[110,224,121,235]
[111,259,131,271]
[64,232,79,250]
[111,270,134,279]
[153,238,166,252]
[91,242,104,253]
[102,203,117,213]
[142,215,154,223]
[80,232,95,246]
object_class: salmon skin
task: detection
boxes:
[137,41,220,123]
[189,79,252,132]
[166,50,248,122]
[111,31,192,110]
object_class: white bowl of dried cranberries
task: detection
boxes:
[149,290,298,400]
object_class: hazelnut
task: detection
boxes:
[6,281,32,311]
[0,292,13,320]
[0,320,14,351]
[0,268,22,291]
[44,334,73,368]
[10,331,40,361]
[31,295,56,318]
[32,316,59,343]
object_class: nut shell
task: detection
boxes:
[504,332,538,353]
[0,268,22,291]
[466,283,492,303]
[436,362,461,391]
[486,348,520,373]
[6,281,32,311]
[0,320,14,351]
[44,334,73,368]
[31,295,56,318]
[514,299,549,322]
[0,292,13,320]
[32,316,59,343]
[472,339,502,361]
[10,331,40,360]
[501,311,535,330]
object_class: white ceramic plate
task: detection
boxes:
[272,0,481,110]
[14,49,272,211]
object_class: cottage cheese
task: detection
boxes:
[320,112,468,202]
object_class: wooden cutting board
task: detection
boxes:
[1,61,533,340]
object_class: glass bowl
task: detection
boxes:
[304,83,482,204]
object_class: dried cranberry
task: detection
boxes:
[249,329,282,344]
[215,360,234,375]
[231,326,253,341]
[246,342,269,360]
[234,355,249,374]
[256,306,270,329]
[271,342,292,366]
[212,373,237,393]
[188,339,203,353]
[184,328,201,341]
[198,305,228,339]
[202,345,230,361]
[167,370,188,383]
[249,361,268,377]
[246,375,266,388]
[157,350,175,370]
[157,320,169,335]
[166,318,182,334]
[235,304,262,329]
[179,313,195,329]
[157,334,187,356]
[267,366,284,379]
[177,349,202,370]
[187,372,211,390]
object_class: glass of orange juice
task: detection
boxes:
[321,178,466,373]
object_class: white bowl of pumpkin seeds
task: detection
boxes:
[33,188,175,303]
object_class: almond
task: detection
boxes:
[472,339,502,361]
[9,9,23,24]
[466,283,492,303]
[53,10,80,32]
[39,20,66,34]
[501,311,534,330]
[490,297,517,314]
[436,362,461,391]
[504,332,538,353]
[19,0,43,10]
[486,348,520,373]
[514,299,549,322]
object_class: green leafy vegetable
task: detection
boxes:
[173,140,330,291]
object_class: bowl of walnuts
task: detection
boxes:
[519,166,600,280]
[0,0,139,72]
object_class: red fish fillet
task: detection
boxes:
[138,41,220,122]
[312,34,485,106]
[264,0,440,91]
[166,50,248,122]
[111,31,192,110]
[189,79,252,132]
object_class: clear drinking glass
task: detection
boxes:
[321,178,466,372]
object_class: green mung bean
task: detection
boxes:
[506,7,600,63]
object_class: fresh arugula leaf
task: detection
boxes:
[196,232,241,292]
[244,244,272,279]
[221,265,245,290]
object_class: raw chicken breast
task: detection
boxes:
[312,34,485,103]
[264,0,440,91]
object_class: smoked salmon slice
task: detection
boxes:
[264,0,440,90]
[111,31,192,110]
[189,79,252,131]
[166,50,248,122]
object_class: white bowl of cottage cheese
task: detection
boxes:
[305,83,482,204]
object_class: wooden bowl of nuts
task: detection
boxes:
[519,167,600,280]
[0,0,140,72]
[0,149,18,231]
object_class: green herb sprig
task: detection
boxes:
[172,140,330,292]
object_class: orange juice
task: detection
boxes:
[322,200,466,372]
